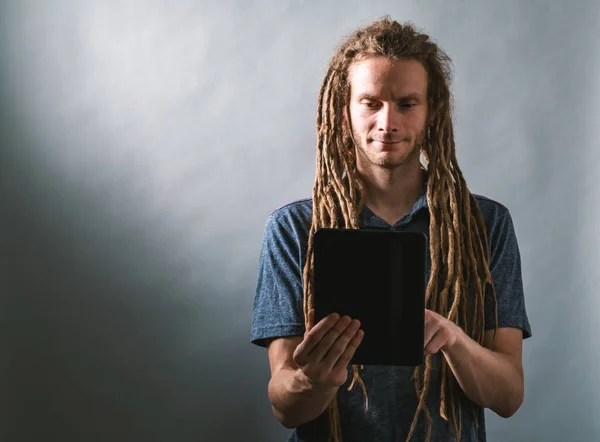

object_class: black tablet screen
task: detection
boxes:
[313,228,426,366]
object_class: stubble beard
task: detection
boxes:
[354,128,427,170]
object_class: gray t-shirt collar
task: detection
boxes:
[359,191,429,229]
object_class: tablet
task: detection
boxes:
[313,228,427,366]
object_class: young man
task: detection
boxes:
[250,17,531,442]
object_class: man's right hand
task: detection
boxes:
[292,309,364,388]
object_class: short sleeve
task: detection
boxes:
[484,208,532,339]
[250,213,306,348]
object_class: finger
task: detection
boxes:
[423,312,438,348]
[331,327,364,372]
[321,319,361,370]
[308,315,353,363]
[425,329,450,355]
[295,312,340,361]
[424,325,437,350]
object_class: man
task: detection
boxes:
[250,17,531,442]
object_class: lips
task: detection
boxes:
[372,140,401,144]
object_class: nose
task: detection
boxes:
[377,104,400,133]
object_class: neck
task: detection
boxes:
[358,161,426,226]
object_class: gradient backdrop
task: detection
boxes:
[2,1,599,441]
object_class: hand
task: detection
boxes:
[292,309,364,388]
[424,309,462,355]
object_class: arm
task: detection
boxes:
[267,337,339,428]
[266,311,364,429]
[440,325,524,418]
[433,204,530,417]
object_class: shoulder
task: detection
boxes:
[472,193,510,218]
[471,193,514,232]
[269,197,313,221]
[261,198,313,251]
[266,197,313,234]
[471,194,521,264]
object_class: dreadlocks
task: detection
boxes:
[301,17,499,442]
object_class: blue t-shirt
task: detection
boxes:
[250,192,532,442]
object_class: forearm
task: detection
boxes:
[268,367,339,428]
[441,330,524,417]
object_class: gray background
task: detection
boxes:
[1,0,599,441]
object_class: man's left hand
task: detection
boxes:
[423,309,463,355]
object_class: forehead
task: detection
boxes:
[348,56,428,99]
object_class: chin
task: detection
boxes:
[356,140,420,169]
[367,156,407,170]
[373,150,416,167]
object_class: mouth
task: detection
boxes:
[371,140,402,145]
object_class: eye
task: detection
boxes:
[362,101,379,109]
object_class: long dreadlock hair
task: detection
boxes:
[301,17,499,442]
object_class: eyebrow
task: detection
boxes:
[357,93,423,102]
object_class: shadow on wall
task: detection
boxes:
[1,133,268,442]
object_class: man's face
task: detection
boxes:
[347,56,429,171]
